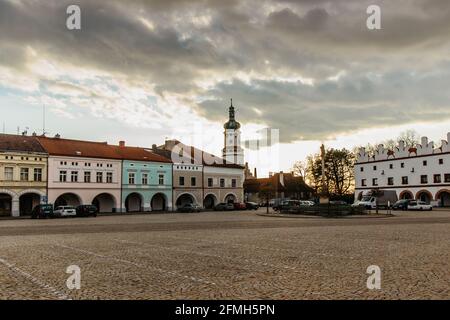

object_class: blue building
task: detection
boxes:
[118,142,173,212]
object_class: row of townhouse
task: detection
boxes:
[0,134,244,217]
[355,133,450,206]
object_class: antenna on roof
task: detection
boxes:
[2,121,5,134]
[42,105,49,136]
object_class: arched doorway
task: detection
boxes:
[54,193,82,208]
[19,193,41,216]
[176,193,195,209]
[0,193,12,217]
[224,193,237,204]
[399,190,414,200]
[151,193,167,211]
[125,193,143,212]
[203,194,217,209]
[416,190,432,204]
[436,190,450,207]
[92,193,116,213]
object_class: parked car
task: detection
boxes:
[233,202,247,210]
[407,201,433,211]
[245,202,259,210]
[31,204,54,219]
[329,200,347,205]
[274,200,301,211]
[178,203,202,213]
[392,199,412,211]
[76,205,98,217]
[53,206,77,217]
[214,203,234,211]
[301,200,316,206]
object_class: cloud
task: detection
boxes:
[0,0,450,143]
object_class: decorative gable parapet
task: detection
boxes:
[355,132,450,163]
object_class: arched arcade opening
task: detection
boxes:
[203,194,218,209]
[176,193,195,209]
[151,193,167,211]
[19,193,41,216]
[54,193,82,208]
[125,193,143,212]
[0,193,12,217]
[92,193,116,213]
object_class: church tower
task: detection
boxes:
[222,99,244,165]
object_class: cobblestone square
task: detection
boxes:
[0,210,449,299]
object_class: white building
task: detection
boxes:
[355,133,450,207]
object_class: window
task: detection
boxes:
[401,163,405,168]
[389,164,394,169]
[128,172,135,184]
[33,168,42,182]
[142,173,148,185]
[387,177,394,186]
[439,159,444,165]
[402,176,408,185]
[106,172,113,183]
[445,174,450,183]
[159,174,164,185]
[71,171,78,182]
[360,167,364,172]
[179,176,185,186]
[4,167,14,180]
[361,179,367,186]
[191,177,196,186]
[4,167,13,181]
[231,179,237,188]
[207,178,213,187]
[434,174,441,183]
[20,168,29,181]
[373,166,377,171]
[59,170,67,182]
[421,175,428,184]
[372,178,378,186]
[220,178,225,188]
[423,160,427,166]
[97,172,103,183]
[84,171,91,183]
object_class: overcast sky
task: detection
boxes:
[1,0,450,176]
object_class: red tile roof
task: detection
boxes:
[0,134,47,154]
[36,136,171,163]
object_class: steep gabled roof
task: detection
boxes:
[158,139,244,169]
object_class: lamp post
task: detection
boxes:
[319,143,329,204]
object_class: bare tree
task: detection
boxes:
[397,129,420,148]
[291,160,307,179]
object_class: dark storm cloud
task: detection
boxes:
[1,0,450,141]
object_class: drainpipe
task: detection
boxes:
[120,160,123,213]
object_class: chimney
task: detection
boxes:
[119,141,125,147]
[254,168,257,179]
[54,134,61,139]
[269,171,273,178]
[152,144,157,151]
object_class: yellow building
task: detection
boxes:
[0,134,48,217]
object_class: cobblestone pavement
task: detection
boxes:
[0,209,448,299]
